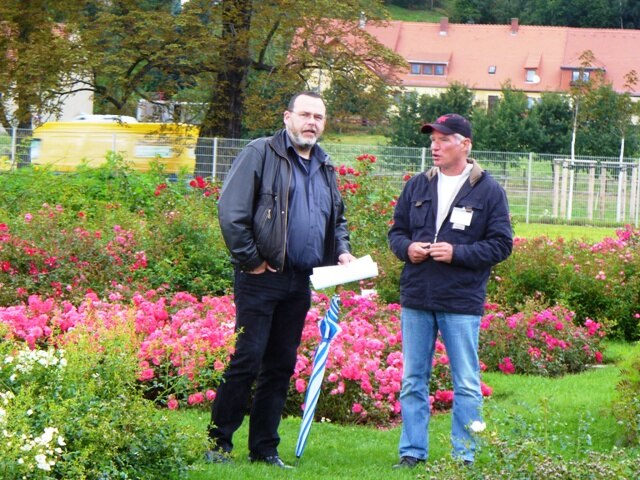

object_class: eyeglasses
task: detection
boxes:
[290,111,325,122]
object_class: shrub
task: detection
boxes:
[140,176,233,298]
[479,300,605,376]
[612,341,640,446]
[0,319,205,479]
[0,292,233,410]
[0,205,151,304]
[489,226,640,341]
[336,154,404,304]
[287,291,492,425]
[0,165,233,306]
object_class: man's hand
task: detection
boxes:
[338,253,357,265]
[247,260,277,274]
[428,242,453,264]
[407,242,431,264]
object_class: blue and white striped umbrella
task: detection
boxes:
[295,294,342,460]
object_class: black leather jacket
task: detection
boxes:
[217,129,352,273]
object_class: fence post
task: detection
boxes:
[560,160,569,218]
[616,164,627,223]
[10,125,17,168]
[420,147,427,172]
[525,152,533,224]
[567,161,575,220]
[552,160,560,218]
[636,160,640,228]
[587,164,596,221]
[212,137,218,180]
[630,162,638,225]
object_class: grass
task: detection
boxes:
[384,4,448,23]
[512,223,618,242]
[176,341,638,479]
[323,133,389,145]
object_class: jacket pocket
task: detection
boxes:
[409,197,431,229]
[254,191,282,258]
[449,201,485,238]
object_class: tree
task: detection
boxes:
[324,71,392,132]
[569,51,639,158]
[384,0,431,9]
[0,1,85,131]
[528,92,573,155]
[2,0,405,145]
[72,1,405,140]
[388,82,474,147]
[472,82,537,153]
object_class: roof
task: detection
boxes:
[362,20,640,96]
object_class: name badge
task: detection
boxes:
[450,206,473,229]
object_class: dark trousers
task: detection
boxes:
[209,268,311,457]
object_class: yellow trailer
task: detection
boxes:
[30,115,199,174]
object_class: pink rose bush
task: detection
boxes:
[0,286,605,424]
[0,291,236,409]
[489,224,640,341]
[479,301,605,376]
[0,288,492,424]
[288,291,492,425]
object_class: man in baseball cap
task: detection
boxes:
[389,110,512,469]
[421,113,472,140]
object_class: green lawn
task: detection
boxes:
[513,223,617,242]
[384,4,449,22]
[323,133,389,145]
[176,341,639,479]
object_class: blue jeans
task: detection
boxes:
[398,308,483,462]
[209,268,310,457]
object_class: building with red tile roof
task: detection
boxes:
[361,18,640,106]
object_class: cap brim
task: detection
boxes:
[420,123,455,135]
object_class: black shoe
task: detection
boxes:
[204,449,233,464]
[392,456,425,469]
[249,454,294,469]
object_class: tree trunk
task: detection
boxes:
[199,0,253,139]
[195,0,253,177]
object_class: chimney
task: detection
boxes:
[440,17,449,36]
[511,18,519,35]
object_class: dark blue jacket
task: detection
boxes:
[388,159,513,315]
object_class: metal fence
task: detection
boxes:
[2,127,639,227]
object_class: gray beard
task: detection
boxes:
[287,128,317,150]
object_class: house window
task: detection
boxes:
[488,65,496,74]
[488,95,499,111]
[409,62,447,76]
[571,70,590,82]
[525,69,538,82]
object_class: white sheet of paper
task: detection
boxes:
[310,255,379,290]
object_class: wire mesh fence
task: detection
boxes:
[2,128,639,227]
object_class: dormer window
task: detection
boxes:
[571,70,590,82]
[488,65,496,74]
[525,69,537,82]
[409,62,447,76]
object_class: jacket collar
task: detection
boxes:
[425,158,483,186]
[269,129,332,166]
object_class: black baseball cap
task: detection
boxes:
[421,113,472,140]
